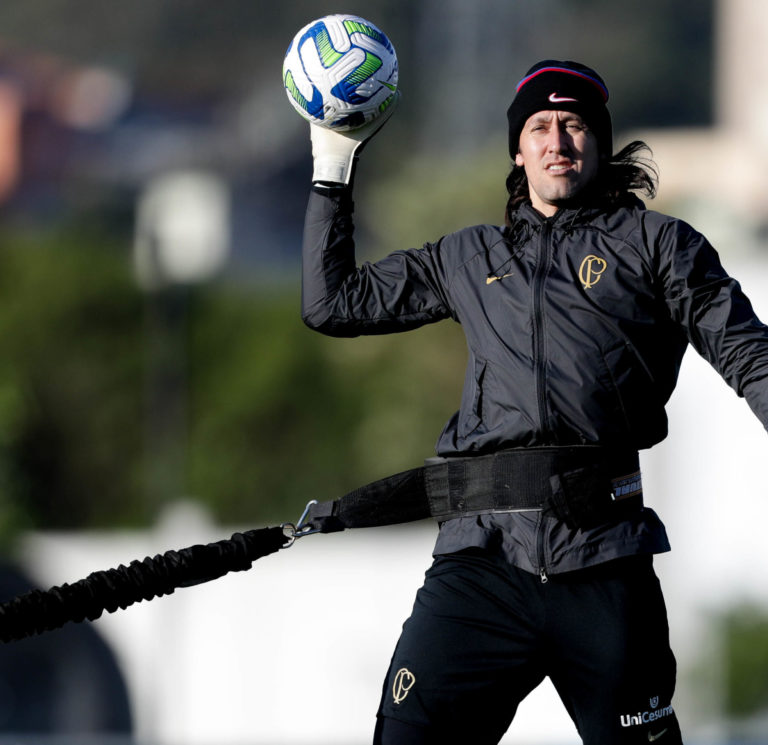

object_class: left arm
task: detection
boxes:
[659,217,768,430]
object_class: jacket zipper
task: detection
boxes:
[536,511,549,583]
[532,219,554,438]
[533,219,554,583]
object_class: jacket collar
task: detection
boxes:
[516,201,593,228]
[515,193,645,229]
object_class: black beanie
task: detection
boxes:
[507,60,612,158]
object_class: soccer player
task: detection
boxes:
[300,60,768,744]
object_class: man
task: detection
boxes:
[300,60,768,744]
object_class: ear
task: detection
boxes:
[515,152,525,167]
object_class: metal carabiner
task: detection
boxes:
[280,500,322,545]
[295,499,322,536]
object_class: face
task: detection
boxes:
[515,110,600,217]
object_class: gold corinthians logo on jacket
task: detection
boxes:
[579,254,608,289]
[392,667,416,704]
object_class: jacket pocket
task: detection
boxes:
[458,356,486,438]
[599,340,662,437]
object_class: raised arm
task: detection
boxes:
[300,102,453,337]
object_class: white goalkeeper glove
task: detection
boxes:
[310,93,400,185]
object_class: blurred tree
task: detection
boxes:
[0,220,467,534]
[720,603,768,719]
[0,223,145,539]
[364,135,509,250]
[185,286,464,524]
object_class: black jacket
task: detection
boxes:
[301,185,768,574]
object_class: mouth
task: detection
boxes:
[546,162,574,175]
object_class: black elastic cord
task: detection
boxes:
[0,526,290,643]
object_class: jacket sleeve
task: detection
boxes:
[658,216,768,430]
[301,185,453,337]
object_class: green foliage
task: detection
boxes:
[721,603,768,718]
[0,224,146,543]
[185,285,465,524]
[0,219,467,538]
[364,136,510,252]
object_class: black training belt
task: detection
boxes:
[304,445,642,534]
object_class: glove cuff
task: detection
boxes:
[312,152,358,185]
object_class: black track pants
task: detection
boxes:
[374,549,682,745]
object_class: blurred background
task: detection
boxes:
[0,0,766,743]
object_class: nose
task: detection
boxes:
[546,123,568,153]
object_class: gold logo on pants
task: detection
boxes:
[392,667,416,704]
[579,254,607,289]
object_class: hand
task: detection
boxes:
[310,92,400,185]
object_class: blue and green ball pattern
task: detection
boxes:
[283,14,398,130]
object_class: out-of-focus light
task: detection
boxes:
[51,66,132,131]
[134,170,230,291]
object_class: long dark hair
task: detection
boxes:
[504,140,658,225]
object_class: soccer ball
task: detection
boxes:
[282,14,398,131]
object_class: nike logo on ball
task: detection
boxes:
[549,92,578,103]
